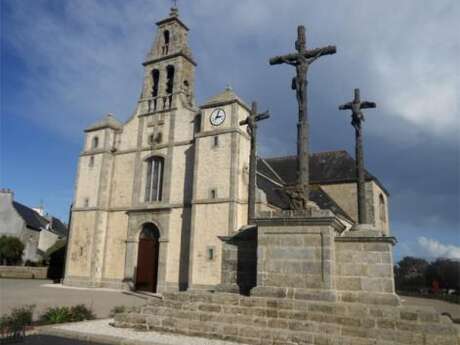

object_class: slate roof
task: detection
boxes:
[263,151,388,195]
[201,87,250,111]
[49,217,68,237]
[12,202,48,231]
[85,114,122,132]
[12,201,67,235]
[256,174,353,222]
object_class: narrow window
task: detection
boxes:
[89,156,94,167]
[84,198,89,208]
[151,69,160,111]
[162,30,170,55]
[379,194,386,222]
[92,136,99,149]
[193,114,201,135]
[145,157,164,202]
[166,65,175,107]
[148,134,155,145]
[207,247,215,261]
[213,136,219,147]
[210,189,217,199]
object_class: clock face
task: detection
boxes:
[210,108,226,126]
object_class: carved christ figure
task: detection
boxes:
[269,26,336,208]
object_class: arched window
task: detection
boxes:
[151,69,160,97]
[166,65,175,94]
[89,156,95,167]
[165,65,175,108]
[92,136,99,149]
[145,156,164,202]
[193,114,201,134]
[162,30,170,55]
[379,194,386,222]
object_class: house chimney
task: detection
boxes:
[0,188,14,204]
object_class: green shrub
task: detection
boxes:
[39,305,95,325]
[69,304,95,322]
[0,235,25,265]
[39,307,72,324]
[109,305,126,317]
[0,305,35,333]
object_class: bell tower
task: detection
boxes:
[139,6,196,114]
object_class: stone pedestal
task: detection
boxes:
[250,209,344,301]
[335,226,400,306]
[215,225,257,295]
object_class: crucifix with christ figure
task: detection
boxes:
[269,26,336,208]
[240,102,270,223]
[339,88,376,224]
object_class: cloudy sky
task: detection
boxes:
[1,0,459,261]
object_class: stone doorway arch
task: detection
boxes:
[135,223,160,292]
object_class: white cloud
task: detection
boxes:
[3,0,459,144]
[417,237,460,259]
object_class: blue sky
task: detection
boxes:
[1,0,459,261]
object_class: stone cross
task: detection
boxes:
[270,26,336,208]
[240,101,270,223]
[339,88,376,224]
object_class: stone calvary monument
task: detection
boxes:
[104,8,459,345]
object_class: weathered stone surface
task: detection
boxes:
[113,291,460,345]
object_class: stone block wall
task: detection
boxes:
[335,237,398,305]
[251,213,343,301]
[217,226,257,295]
[114,291,460,345]
[0,266,48,279]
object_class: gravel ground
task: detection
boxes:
[41,319,241,345]
[400,295,460,319]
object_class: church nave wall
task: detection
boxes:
[66,211,97,278]
[102,211,129,280]
[109,153,136,208]
[194,134,232,201]
[189,203,229,288]
[168,144,194,205]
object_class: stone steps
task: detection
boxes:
[113,292,460,345]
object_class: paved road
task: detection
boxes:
[400,295,460,319]
[23,335,105,345]
[0,279,146,319]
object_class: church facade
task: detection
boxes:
[64,8,390,292]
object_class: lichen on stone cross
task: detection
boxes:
[269,26,336,209]
[339,88,376,224]
[239,101,270,223]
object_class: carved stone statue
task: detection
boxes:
[269,26,336,209]
[339,88,376,224]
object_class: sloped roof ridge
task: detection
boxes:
[85,113,122,132]
[201,87,250,110]
[12,201,48,231]
[258,157,286,185]
[315,186,354,223]
[264,150,350,161]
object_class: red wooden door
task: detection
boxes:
[135,238,159,292]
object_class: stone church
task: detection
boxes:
[64,7,390,293]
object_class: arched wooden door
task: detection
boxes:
[135,223,160,292]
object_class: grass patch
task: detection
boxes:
[39,305,95,325]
